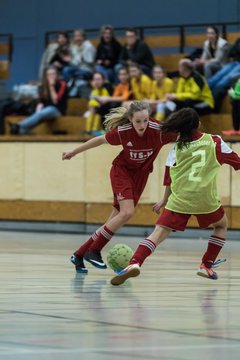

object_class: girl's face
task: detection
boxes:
[46,68,57,82]
[118,69,129,83]
[92,73,104,89]
[73,32,84,45]
[130,109,149,136]
[57,34,68,46]
[129,66,140,79]
[207,27,217,43]
[102,29,112,42]
[153,67,164,82]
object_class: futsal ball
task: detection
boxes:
[107,244,133,271]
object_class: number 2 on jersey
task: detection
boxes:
[188,150,206,182]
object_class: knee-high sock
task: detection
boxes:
[74,230,100,256]
[202,235,226,268]
[88,226,114,252]
[130,239,156,266]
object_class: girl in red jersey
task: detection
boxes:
[62,100,176,273]
[111,107,240,285]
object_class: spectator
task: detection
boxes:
[222,78,240,135]
[166,59,214,115]
[9,67,68,135]
[194,26,229,79]
[84,72,112,134]
[148,65,175,121]
[126,63,152,103]
[116,28,155,77]
[63,29,96,83]
[49,45,71,76]
[208,37,240,111]
[95,25,122,83]
[38,32,69,79]
[92,67,132,108]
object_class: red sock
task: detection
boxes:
[130,238,156,266]
[88,226,114,252]
[74,231,99,256]
[202,235,226,268]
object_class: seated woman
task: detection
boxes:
[91,67,132,108]
[194,26,229,79]
[147,65,175,121]
[9,66,68,135]
[84,72,112,134]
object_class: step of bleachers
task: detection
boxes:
[4,115,86,135]
[66,98,88,116]
[200,113,233,135]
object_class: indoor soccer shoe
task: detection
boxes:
[84,250,107,269]
[111,264,140,286]
[70,254,88,274]
[197,263,218,280]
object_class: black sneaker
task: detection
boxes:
[84,250,107,269]
[70,254,88,274]
[9,123,20,135]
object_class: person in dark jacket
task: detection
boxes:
[115,28,155,77]
[95,25,122,83]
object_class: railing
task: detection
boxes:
[45,21,240,53]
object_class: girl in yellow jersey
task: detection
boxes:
[111,108,240,285]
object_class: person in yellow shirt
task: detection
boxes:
[128,63,152,101]
[148,65,175,121]
[85,72,111,134]
[91,67,132,108]
[166,59,214,115]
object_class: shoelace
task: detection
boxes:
[212,258,227,268]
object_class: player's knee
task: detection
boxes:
[120,209,135,221]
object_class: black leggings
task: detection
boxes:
[231,100,240,131]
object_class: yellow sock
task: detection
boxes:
[92,114,101,131]
[155,111,165,121]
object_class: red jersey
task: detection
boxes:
[105,118,176,173]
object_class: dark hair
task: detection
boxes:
[58,32,69,41]
[125,27,138,35]
[207,26,219,38]
[93,71,106,81]
[161,108,200,149]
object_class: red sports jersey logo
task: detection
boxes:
[129,149,153,161]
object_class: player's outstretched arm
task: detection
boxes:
[62,135,107,160]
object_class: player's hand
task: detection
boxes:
[62,150,75,160]
[152,200,166,214]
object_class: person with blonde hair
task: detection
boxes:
[148,65,175,121]
[62,100,177,273]
[111,108,240,286]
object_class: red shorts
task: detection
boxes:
[156,206,225,231]
[110,165,149,210]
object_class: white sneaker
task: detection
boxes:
[110,264,140,286]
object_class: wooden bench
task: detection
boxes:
[4,115,86,135]
[200,113,233,135]
[66,98,88,116]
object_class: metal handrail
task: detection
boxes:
[45,21,240,53]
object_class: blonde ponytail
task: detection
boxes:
[104,100,150,132]
[104,107,129,131]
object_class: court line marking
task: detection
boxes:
[1,309,240,344]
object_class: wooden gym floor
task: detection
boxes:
[0,230,240,360]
